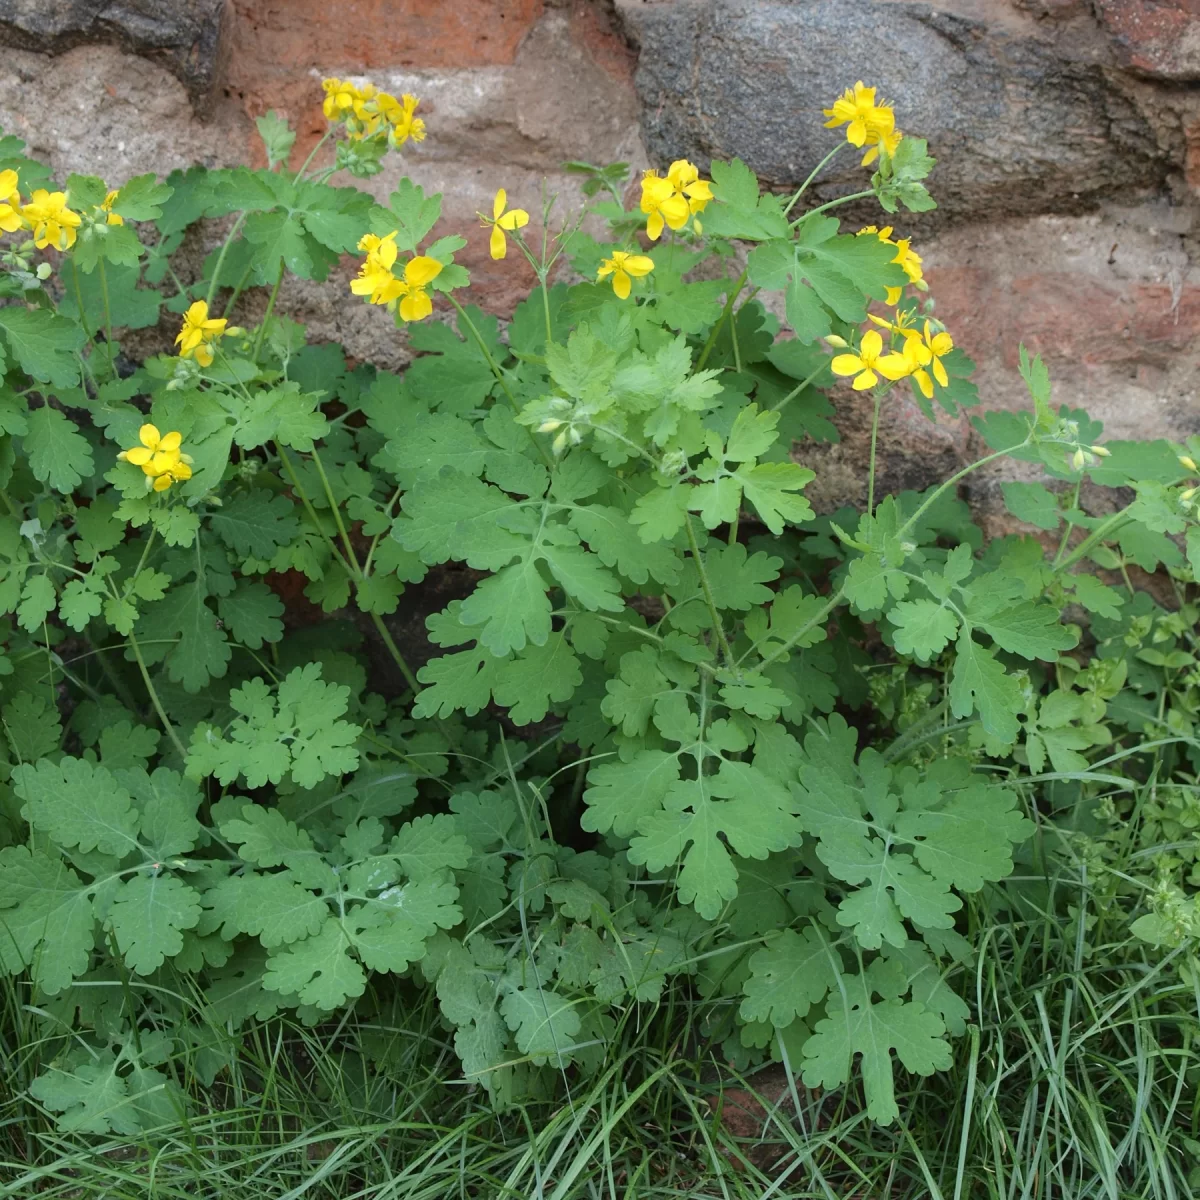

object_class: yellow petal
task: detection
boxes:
[645,210,664,240]
[914,369,934,399]
[194,343,214,368]
[933,357,949,388]
[876,352,913,381]
[173,461,193,481]
[153,474,173,492]
[398,287,433,322]
[660,193,690,230]
[404,256,443,287]
[622,255,655,279]
[124,446,153,466]
[885,286,902,306]
[612,269,631,300]
[158,431,182,453]
[859,330,883,360]
[497,208,528,231]
[490,223,507,260]
[851,369,878,391]
[930,332,954,356]
[493,188,506,220]
[830,354,865,377]
[139,423,161,450]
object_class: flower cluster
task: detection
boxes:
[322,78,425,149]
[0,174,82,251]
[823,81,901,166]
[117,424,193,492]
[640,159,712,240]
[175,301,228,368]
[350,232,442,322]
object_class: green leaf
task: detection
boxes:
[2,690,63,762]
[0,308,86,388]
[740,927,839,1026]
[262,919,366,1010]
[187,664,360,790]
[217,582,285,649]
[209,492,300,559]
[397,474,530,569]
[414,647,499,719]
[256,111,296,169]
[24,406,93,493]
[890,599,958,662]
[134,582,231,693]
[802,980,951,1124]
[567,504,681,585]
[107,873,202,974]
[970,600,1078,660]
[204,871,327,947]
[1001,481,1060,531]
[948,636,1022,743]
[499,983,581,1066]
[491,635,583,724]
[111,174,174,221]
[381,178,442,252]
[458,560,552,655]
[0,846,94,993]
[13,757,139,858]
[703,158,789,241]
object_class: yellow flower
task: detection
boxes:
[323,77,360,121]
[175,300,228,368]
[861,127,903,167]
[118,424,193,492]
[21,189,81,251]
[485,188,530,260]
[597,250,654,300]
[823,82,896,151]
[902,320,954,399]
[666,159,713,215]
[396,255,443,322]
[100,190,124,226]
[0,169,22,233]
[830,329,913,391]
[351,230,405,306]
[386,93,426,146]
[858,225,924,305]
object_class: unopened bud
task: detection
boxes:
[538,419,563,433]
[1179,455,1198,473]
[823,335,848,349]
[1071,448,1087,472]
[225,326,246,338]
[1090,444,1110,458]
[35,262,52,280]
[1181,486,1199,503]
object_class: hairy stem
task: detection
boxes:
[685,516,736,669]
[782,144,845,217]
[253,258,286,360]
[205,211,247,312]
[696,268,748,371]
[128,630,187,760]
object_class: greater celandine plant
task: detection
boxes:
[0,75,1197,1136]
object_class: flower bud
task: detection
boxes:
[35,262,52,280]
[1179,455,1198,473]
[1090,444,1110,457]
[1070,448,1087,471]
[538,418,563,433]
[823,335,848,349]
[1181,486,1199,503]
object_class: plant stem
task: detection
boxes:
[275,443,356,577]
[96,258,116,374]
[782,144,845,216]
[540,271,554,347]
[447,294,553,468]
[253,258,286,360]
[792,189,874,227]
[769,361,830,413]
[696,268,748,371]
[294,129,333,181]
[867,384,886,517]
[685,516,736,669]
[898,439,1033,541]
[368,610,421,695]
[309,446,361,575]
[205,212,247,312]
[1055,508,1133,576]
[751,586,845,672]
[127,629,187,760]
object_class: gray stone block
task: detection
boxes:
[620,0,1171,222]
[0,0,231,107]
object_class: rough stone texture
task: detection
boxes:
[1095,0,1200,81]
[618,0,1191,223]
[0,0,231,107]
[0,0,1197,517]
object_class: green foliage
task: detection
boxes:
[1,97,1197,1152]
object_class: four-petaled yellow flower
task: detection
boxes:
[118,424,194,492]
[0,169,22,234]
[323,77,360,120]
[175,300,228,368]
[100,189,124,226]
[487,189,529,260]
[902,320,954,399]
[640,159,710,240]
[21,189,81,251]
[396,255,443,322]
[823,82,896,153]
[386,93,426,147]
[351,231,404,306]
[830,329,913,391]
[861,127,903,167]
[597,251,655,300]
[859,225,924,305]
